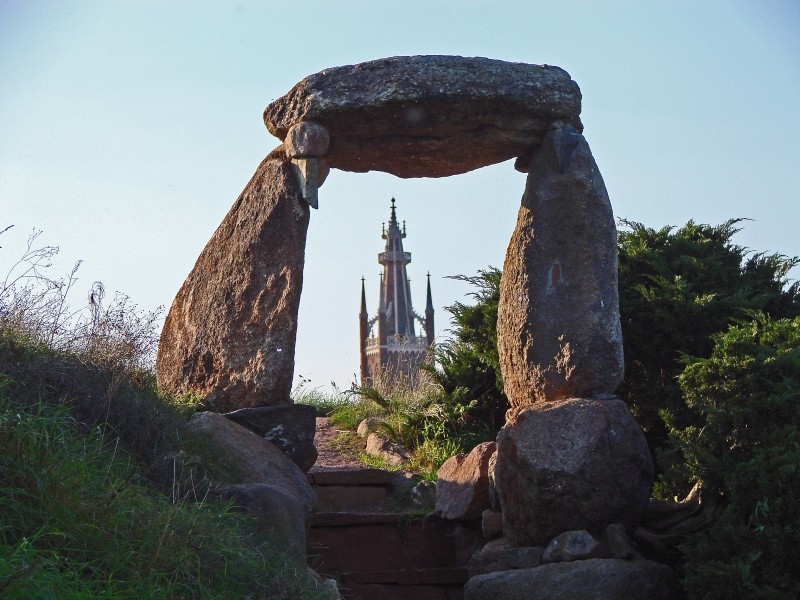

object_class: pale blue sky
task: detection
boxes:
[2,1,798,391]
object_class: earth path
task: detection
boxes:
[311,416,365,471]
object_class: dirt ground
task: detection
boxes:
[311,416,365,471]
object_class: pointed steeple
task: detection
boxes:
[378,198,414,338]
[359,198,434,386]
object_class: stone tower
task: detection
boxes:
[359,199,434,386]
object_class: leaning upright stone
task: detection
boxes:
[497,125,623,407]
[156,146,309,412]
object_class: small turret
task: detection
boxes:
[425,272,435,346]
[359,277,369,382]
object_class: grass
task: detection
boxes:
[0,388,329,599]
[305,372,496,482]
[0,229,333,599]
[292,375,493,482]
[291,379,354,418]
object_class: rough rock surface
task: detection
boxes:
[495,398,653,546]
[436,441,497,520]
[186,411,316,521]
[487,447,500,512]
[602,523,639,559]
[481,509,503,540]
[225,404,318,472]
[541,530,608,564]
[497,125,623,406]
[411,480,437,509]
[156,147,309,412]
[356,416,382,438]
[468,538,543,577]
[365,432,409,466]
[464,558,680,600]
[284,121,330,158]
[216,483,308,570]
[264,55,582,178]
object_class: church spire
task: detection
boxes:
[379,198,413,338]
[359,198,433,386]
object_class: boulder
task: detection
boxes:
[497,125,623,407]
[495,398,653,546]
[468,538,543,577]
[411,480,437,509]
[216,483,308,570]
[356,416,382,438]
[365,432,409,466]
[464,558,680,600]
[541,530,609,564]
[602,523,639,559]
[264,55,582,178]
[284,121,330,158]
[436,441,496,520]
[186,411,316,521]
[225,404,318,472]
[481,509,503,541]
[156,146,310,413]
[487,446,500,512]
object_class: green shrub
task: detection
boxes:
[427,268,508,431]
[617,219,800,454]
[665,314,800,599]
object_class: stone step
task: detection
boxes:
[336,566,468,600]
[308,512,482,575]
[309,467,408,512]
[314,485,387,512]
[306,472,483,600]
[340,580,463,600]
[343,567,468,586]
[308,468,395,512]
[307,467,394,487]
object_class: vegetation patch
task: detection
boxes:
[0,229,330,599]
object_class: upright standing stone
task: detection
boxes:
[497,125,623,407]
[156,146,310,412]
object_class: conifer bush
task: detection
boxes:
[617,219,800,452]
[666,314,800,599]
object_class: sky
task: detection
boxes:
[2,1,799,394]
